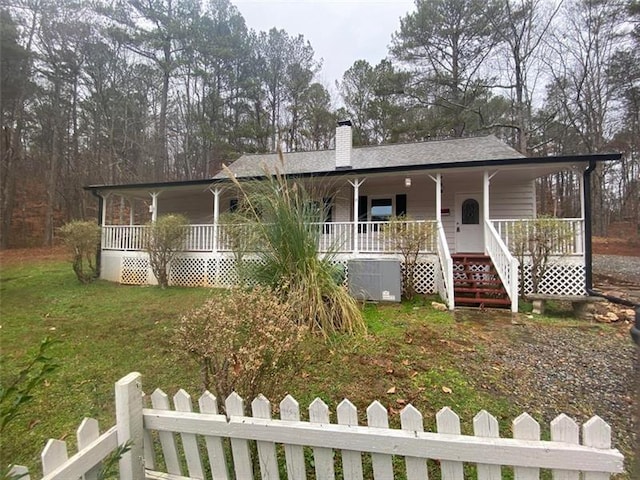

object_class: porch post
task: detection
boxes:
[129,198,135,225]
[435,173,442,222]
[484,171,490,254]
[101,192,110,226]
[211,187,221,255]
[349,179,364,255]
[149,192,160,222]
[578,172,585,254]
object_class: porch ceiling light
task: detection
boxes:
[404,177,412,187]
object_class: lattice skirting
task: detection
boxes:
[520,261,586,296]
[111,253,583,297]
[113,253,437,294]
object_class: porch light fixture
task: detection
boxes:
[404,177,412,187]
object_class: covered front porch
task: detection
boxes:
[91,163,590,313]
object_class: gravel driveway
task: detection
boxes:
[593,254,640,285]
[459,254,640,477]
[472,322,638,476]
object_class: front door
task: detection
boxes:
[455,193,484,253]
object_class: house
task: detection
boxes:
[85,122,621,312]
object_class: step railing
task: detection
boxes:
[484,220,519,312]
[435,220,454,310]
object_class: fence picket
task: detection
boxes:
[41,439,69,476]
[280,395,307,480]
[251,395,280,480]
[150,389,182,476]
[474,410,501,480]
[400,405,428,480]
[226,392,254,480]
[512,413,540,480]
[436,407,463,480]
[173,389,205,479]
[336,399,363,480]
[198,391,230,480]
[142,392,156,470]
[309,398,335,480]
[583,416,612,480]
[550,414,580,480]
[77,418,100,480]
[366,401,393,480]
[9,465,30,480]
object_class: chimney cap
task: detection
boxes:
[337,120,352,127]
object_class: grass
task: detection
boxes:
[0,258,630,478]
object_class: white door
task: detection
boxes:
[455,193,484,253]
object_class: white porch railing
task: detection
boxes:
[356,220,437,253]
[492,218,584,255]
[435,221,454,310]
[102,221,438,255]
[102,225,147,251]
[485,220,519,312]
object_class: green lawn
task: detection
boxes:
[0,259,629,478]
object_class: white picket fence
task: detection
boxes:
[10,372,625,480]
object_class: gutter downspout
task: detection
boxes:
[582,161,640,346]
[90,189,104,277]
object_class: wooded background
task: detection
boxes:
[1,0,638,248]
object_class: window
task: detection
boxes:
[370,198,393,222]
[461,199,480,225]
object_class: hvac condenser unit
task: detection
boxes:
[348,259,401,302]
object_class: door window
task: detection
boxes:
[461,199,480,225]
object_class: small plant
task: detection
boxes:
[175,287,306,403]
[385,216,435,299]
[144,214,188,288]
[511,217,573,296]
[59,221,101,284]
[1,338,58,480]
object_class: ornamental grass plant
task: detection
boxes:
[224,156,365,336]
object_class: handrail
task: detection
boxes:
[435,221,454,310]
[484,220,519,312]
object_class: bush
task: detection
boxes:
[59,220,101,284]
[175,287,305,403]
[144,214,188,288]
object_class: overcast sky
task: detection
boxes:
[232,0,415,100]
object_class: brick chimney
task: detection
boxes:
[335,120,352,169]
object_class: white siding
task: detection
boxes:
[490,181,536,219]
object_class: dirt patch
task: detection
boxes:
[0,246,67,268]
[593,236,640,257]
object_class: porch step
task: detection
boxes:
[454,297,512,307]
[452,254,510,310]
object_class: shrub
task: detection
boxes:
[511,216,574,295]
[175,287,305,403]
[144,214,188,288]
[225,159,365,336]
[385,216,435,299]
[59,220,101,284]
